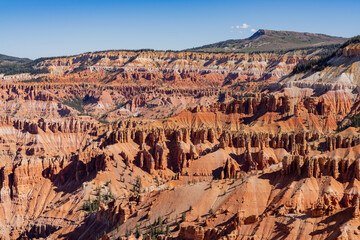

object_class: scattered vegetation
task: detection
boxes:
[0,61,50,76]
[82,196,100,214]
[21,77,45,83]
[181,212,186,222]
[175,222,180,231]
[0,54,30,64]
[208,208,214,215]
[292,35,360,75]
[140,215,170,239]
[133,176,142,195]
[292,53,334,74]
[350,114,360,128]
[340,35,360,48]
[61,95,97,113]
[135,225,141,238]
[337,113,360,132]
[82,187,114,215]
[72,62,88,73]
[62,96,86,113]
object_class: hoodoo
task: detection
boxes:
[0,1,359,239]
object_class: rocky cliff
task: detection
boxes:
[10,50,311,91]
[0,40,359,240]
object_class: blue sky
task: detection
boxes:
[0,0,359,59]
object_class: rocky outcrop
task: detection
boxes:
[326,133,360,151]
[219,131,314,156]
[0,147,110,201]
[31,51,309,89]
[12,118,96,134]
[311,193,339,217]
[282,155,360,181]
[96,199,138,226]
[339,43,360,57]
[207,94,291,115]
[178,211,250,240]
[0,42,360,240]
[220,158,240,179]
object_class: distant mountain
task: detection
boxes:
[189,29,347,54]
[0,54,48,76]
[0,53,31,65]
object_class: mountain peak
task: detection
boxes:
[190,29,347,54]
[248,29,267,40]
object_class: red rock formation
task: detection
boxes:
[31,51,309,89]
[0,43,360,240]
[282,155,360,182]
[220,158,240,179]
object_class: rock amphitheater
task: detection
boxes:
[0,40,359,240]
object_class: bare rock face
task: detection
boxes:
[31,51,309,89]
[326,132,360,151]
[340,43,360,57]
[1,42,360,240]
[96,199,134,225]
[311,193,339,217]
[282,155,360,182]
[209,94,291,115]
[220,158,241,179]
[178,226,206,240]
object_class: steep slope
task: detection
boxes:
[278,38,360,95]
[190,29,347,54]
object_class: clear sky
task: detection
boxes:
[0,0,359,59]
